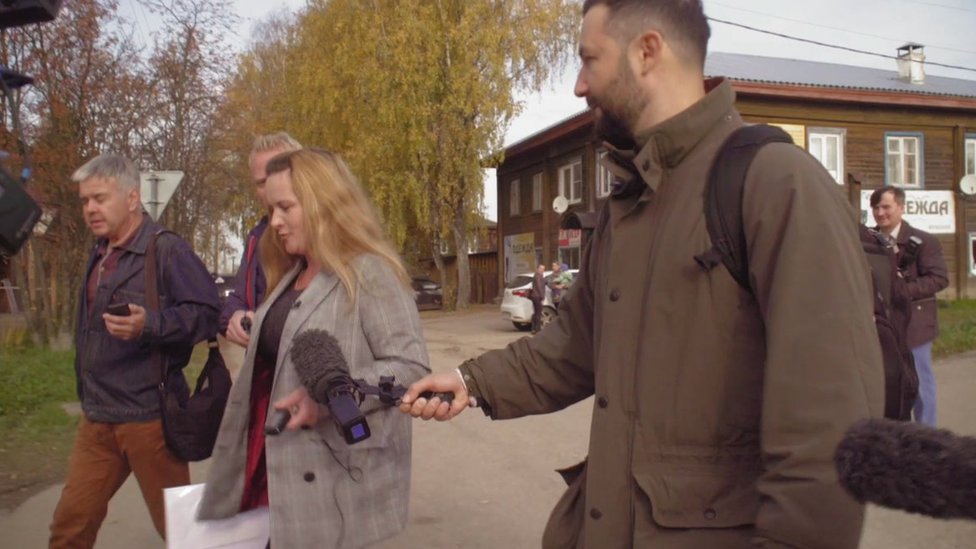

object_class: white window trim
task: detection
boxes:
[558,159,583,204]
[532,173,543,211]
[595,150,613,197]
[965,135,976,176]
[807,128,846,184]
[885,134,923,188]
[509,179,520,216]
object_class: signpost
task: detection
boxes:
[140,171,184,221]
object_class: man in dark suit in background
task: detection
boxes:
[530,263,545,334]
[871,185,949,426]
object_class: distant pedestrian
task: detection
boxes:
[49,154,219,548]
[871,185,949,426]
[530,264,545,333]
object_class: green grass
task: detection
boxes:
[0,341,212,509]
[934,299,976,358]
[0,346,78,434]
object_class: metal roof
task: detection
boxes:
[705,52,976,99]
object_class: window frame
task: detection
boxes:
[509,178,520,216]
[884,132,925,188]
[965,134,976,177]
[558,158,583,204]
[531,172,543,212]
[807,127,846,184]
[595,149,613,198]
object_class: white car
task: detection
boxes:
[500,269,578,331]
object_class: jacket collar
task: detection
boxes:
[94,213,161,256]
[601,77,736,197]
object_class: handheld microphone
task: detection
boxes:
[288,329,455,443]
[834,418,976,520]
[265,409,290,436]
[290,329,371,444]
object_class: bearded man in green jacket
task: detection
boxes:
[402,1,884,547]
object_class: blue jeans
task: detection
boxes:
[911,342,937,426]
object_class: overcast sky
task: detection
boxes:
[119,0,976,221]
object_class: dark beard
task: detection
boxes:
[592,54,643,150]
[594,109,636,150]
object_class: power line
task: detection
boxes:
[707,16,976,74]
[897,0,976,14]
[708,1,976,55]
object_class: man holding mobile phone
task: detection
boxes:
[49,154,220,548]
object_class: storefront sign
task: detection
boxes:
[504,232,536,283]
[558,229,581,248]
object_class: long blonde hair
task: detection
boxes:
[259,149,409,304]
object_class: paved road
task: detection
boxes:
[2,306,975,548]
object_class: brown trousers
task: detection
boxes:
[49,416,189,549]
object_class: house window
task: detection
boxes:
[966,135,976,176]
[596,150,614,197]
[808,128,845,184]
[509,179,520,216]
[885,133,923,187]
[532,173,543,211]
[558,159,583,204]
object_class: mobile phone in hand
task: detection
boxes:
[106,302,131,316]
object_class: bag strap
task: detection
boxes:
[694,124,794,291]
[147,229,221,389]
[145,230,167,387]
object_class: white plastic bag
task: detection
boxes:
[164,484,270,549]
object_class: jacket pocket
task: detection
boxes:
[633,461,761,529]
[912,297,937,329]
[542,459,587,549]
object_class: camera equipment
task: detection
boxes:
[899,235,924,271]
[0,0,63,30]
[0,166,41,255]
[0,2,64,255]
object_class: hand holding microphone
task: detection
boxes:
[278,329,451,443]
[400,369,473,421]
[265,386,321,436]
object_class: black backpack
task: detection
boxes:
[694,124,918,421]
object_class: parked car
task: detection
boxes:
[411,276,443,310]
[500,269,578,331]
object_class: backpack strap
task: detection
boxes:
[694,124,794,290]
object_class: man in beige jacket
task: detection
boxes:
[403,1,884,547]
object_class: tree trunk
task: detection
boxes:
[453,210,470,310]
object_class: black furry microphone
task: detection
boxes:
[834,418,976,520]
[290,329,371,444]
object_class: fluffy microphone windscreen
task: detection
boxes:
[835,418,976,520]
[290,329,349,403]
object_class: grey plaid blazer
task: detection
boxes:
[197,255,430,548]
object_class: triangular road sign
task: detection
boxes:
[140,171,184,221]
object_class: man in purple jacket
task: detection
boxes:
[50,154,219,547]
[220,132,301,347]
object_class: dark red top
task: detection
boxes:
[240,285,303,511]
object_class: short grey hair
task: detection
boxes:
[72,154,140,191]
[250,132,302,161]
